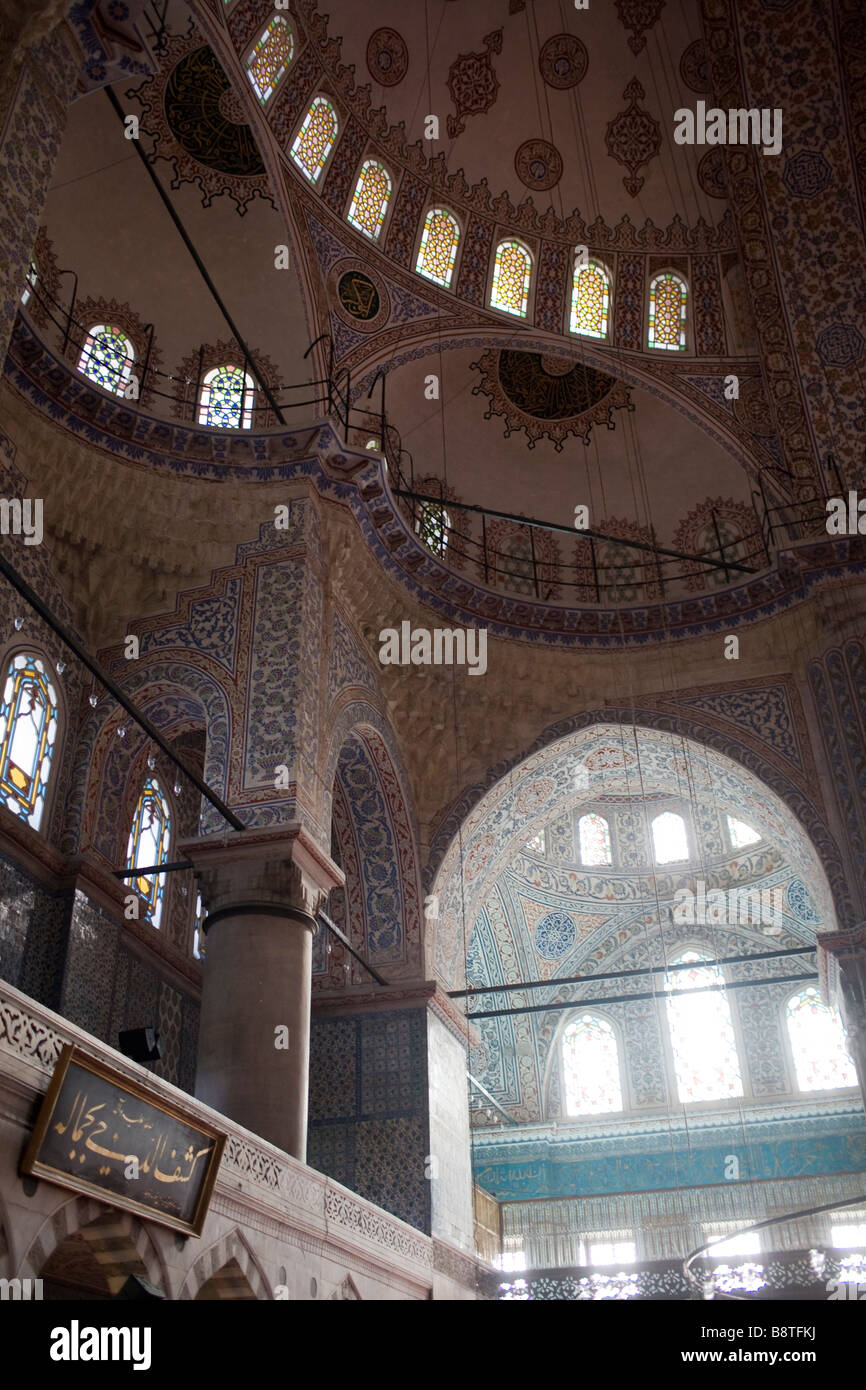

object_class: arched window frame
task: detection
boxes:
[198,364,255,430]
[77,323,136,397]
[577,811,613,867]
[0,644,64,834]
[414,207,462,290]
[783,986,857,1093]
[414,501,451,557]
[346,156,394,242]
[651,809,690,864]
[647,270,689,352]
[664,946,745,1104]
[489,238,534,319]
[245,14,294,107]
[290,94,339,185]
[569,256,612,340]
[559,1009,626,1118]
[124,776,173,930]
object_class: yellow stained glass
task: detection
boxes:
[291,96,338,183]
[570,261,610,338]
[247,16,293,105]
[648,272,687,350]
[416,208,460,288]
[347,159,391,240]
[490,240,531,317]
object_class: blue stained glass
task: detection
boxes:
[0,652,59,830]
[126,777,171,929]
[77,324,135,396]
[199,365,255,429]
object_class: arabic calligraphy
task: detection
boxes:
[53,1088,213,1183]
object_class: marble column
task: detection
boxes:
[181,826,343,1162]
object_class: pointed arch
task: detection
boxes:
[198,365,255,429]
[246,14,293,105]
[784,986,857,1092]
[665,949,743,1102]
[125,777,172,928]
[578,812,612,866]
[19,1195,167,1294]
[180,1227,271,1300]
[561,1011,624,1116]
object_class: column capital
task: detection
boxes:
[179,823,344,928]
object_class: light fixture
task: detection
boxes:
[88,693,98,708]
[173,781,181,796]
[117,725,126,739]
[147,752,156,771]
[56,660,66,674]
[13,616,24,631]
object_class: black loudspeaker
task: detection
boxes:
[118,1027,162,1063]
[117,1274,165,1300]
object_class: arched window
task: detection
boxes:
[648,272,687,351]
[415,502,450,556]
[21,260,38,307]
[666,950,743,1102]
[77,324,135,396]
[125,778,171,929]
[562,1013,623,1116]
[347,159,392,240]
[786,987,856,1091]
[570,259,610,339]
[416,208,461,288]
[652,810,689,864]
[291,96,338,183]
[0,652,59,831]
[578,813,612,867]
[490,240,532,317]
[198,365,255,429]
[727,814,760,849]
[246,15,293,105]
[499,534,534,594]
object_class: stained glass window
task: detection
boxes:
[198,365,255,429]
[648,272,687,350]
[727,814,760,849]
[125,778,171,929]
[490,240,532,317]
[416,208,460,288]
[246,15,293,105]
[831,1223,866,1248]
[193,891,206,961]
[77,324,135,396]
[0,653,59,831]
[563,1013,623,1116]
[415,502,450,556]
[347,159,391,240]
[21,260,38,307]
[570,260,610,338]
[500,535,534,594]
[578,813,612,867]
[786,987,856,1091]
[666,951,743,1102]
[291,96,338,183]
[652,810,689,863]
[587,1240,636,1266]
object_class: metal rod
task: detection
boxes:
[0,553,246,832]
[104,88,285,425]
[113,859,194,879]
[393,490,756,575]
[710,508,731,585]
[140,322,155,397]
[467,1073,519,1126]
[58,268,78,356]
[317,908,390,986]
[448,946,815,999]
[529,523,539,598]
[465,973,815,1020]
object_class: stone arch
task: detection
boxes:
[65,659,231,859]
[180,1227,270,1301]
[428,713,849,989]
[320,701,423,982]
[19,1195,168,1296]
[352,329,765,485]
